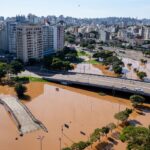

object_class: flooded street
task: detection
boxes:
[0,82,127,150]
[0,82,142,150]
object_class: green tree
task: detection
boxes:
[120,125,150,150]
[113,65,122,74]
[62,148,71,150]
[107,123,116,133]
[106,56,123,66]
[101,126,110,137]
[51,58,62,70]
[65,32,76,44]
[137,71,147,80]
[0,63,7,82]
[130,95,145,108]
[15,83,27,98]
[87,44,95,49]
[71,141,90,150]
[114,109,132,125]
[10,61,24,75]
[93,50,113,59]
[90,128,101,143]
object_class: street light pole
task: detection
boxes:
[59,137,62,150]
[37,135,45,150]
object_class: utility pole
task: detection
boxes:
[37,135,45,150]
[59,137,62,150]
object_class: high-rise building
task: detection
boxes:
[28,14,40,24]
[16,25,43,63]
[16,15,26,23]
[7,21,17,53]
[0,23,8,50]
[42,24,65,55]
[42,24,54,55]
[0,16,4,21]
[53,25,64,52]
[143,26,150,40]
[99,30,110,42]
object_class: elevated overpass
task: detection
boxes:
[40,72,150,97]
[0,95,48,135]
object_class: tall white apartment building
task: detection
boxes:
[143,26,150,40]
[53,25,64,52]
[42,24,64,55]
[16,25,43,63]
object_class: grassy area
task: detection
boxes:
[28,77,47,82]
[77,50,89,57]
[14,76,48,83]
[88,59,101,65]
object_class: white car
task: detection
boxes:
[135,88,144,92]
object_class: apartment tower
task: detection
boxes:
[16,25,43,63]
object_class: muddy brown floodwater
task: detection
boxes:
[0,82,148,150]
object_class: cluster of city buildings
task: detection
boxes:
[1,14,150,63]
[67,24,150,48]
[0,14,64,62]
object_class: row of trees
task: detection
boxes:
[114,95,146,124]
[63,93,147,150]
[63,106,133,150]
[117,95,149,149]
[128,63,147,80]
[62,122,117,150]
[43,47,79,71]
[0,60,24,82]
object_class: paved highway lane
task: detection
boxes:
[42,73,150,96]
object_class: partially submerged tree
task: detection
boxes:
[71,141,90,150]
[62,148,71,150]
[114,108,132,125]
[101,126,110,137]
[90,128,101,143]
[130,95,145,108]
[107,123,116,133]
[119,125,150,150]
[15,83,27,98]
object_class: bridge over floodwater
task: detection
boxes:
[0,95,48,135]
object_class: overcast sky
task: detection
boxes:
[0,0,150,19]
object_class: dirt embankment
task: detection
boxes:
[93,64,117,77]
